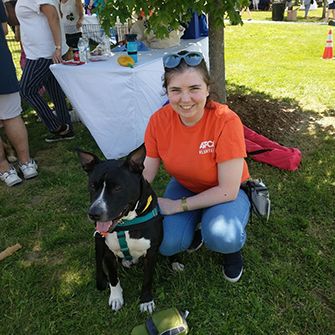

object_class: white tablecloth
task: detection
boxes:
[83,14,99,25]
[50,37,208,159]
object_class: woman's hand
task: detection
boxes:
[52,49,63,64]
[157,197,182,215]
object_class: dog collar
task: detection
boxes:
[117,206,159,228]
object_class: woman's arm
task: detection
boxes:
[40,4,63,64]
[4,1,19,27]
[158,158,244,215]
[76,0,84,29]
[2,22,8,35]
[88,0,95,9]
[143,156,161,183]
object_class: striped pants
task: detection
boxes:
[20,58,71,132]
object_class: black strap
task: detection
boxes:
[247,148,272,156]
[145,318,159,335]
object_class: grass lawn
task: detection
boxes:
[225,22,334,113]
[241,7,326,22]
[1,21,335,334]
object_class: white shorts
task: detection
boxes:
[0,92,22,120]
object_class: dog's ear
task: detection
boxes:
[124,144,146,173]
[76,149,100,173]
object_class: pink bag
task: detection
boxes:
[244,126,302,171]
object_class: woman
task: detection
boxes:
[15,0,74,142]
[143,51,251,282]
[0,1,38,187]
[60,0,84,50]
[303,0,311,19]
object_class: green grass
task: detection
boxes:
[225,23,334,113]
[241,8,326,22]
[1,22,335,334]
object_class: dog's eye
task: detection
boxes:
[89,182,96,190]
[113,185,122,192]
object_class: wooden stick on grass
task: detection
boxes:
[0,243,22,261]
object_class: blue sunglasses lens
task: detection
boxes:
[184,52,203,66]
[163,52,203,68]
[163,54,181,68]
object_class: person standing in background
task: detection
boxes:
[325,0,335,22]
[0,1,38,187]
[84,0,98,14]
[303,0,312,19]
[60,0,84,50]
[15,0,74,142]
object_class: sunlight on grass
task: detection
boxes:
[225,23,335,113]
[59,271,86,296]
[240,8,325,22]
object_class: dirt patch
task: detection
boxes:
[227,92,334,151]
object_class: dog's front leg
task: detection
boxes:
[95,233,108,290]
[139,249,157,313]
[104,248,124,311]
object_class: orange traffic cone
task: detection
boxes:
[322,29,333,60]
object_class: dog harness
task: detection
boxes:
[98,195,160,260]
[116,206,159,260]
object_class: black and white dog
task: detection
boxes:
[77,145,163,313]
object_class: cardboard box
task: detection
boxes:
[287,9,297,21]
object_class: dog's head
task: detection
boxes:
[77,145,147,233]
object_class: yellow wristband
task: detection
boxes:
[181,197,188,212]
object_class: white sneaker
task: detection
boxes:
[0,166,23,187]
[19,159,38,179]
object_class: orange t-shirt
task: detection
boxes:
[144,101,250,193]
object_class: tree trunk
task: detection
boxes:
[208,12,226,103]
[322,0,326,19]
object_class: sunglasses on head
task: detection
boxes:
[162,51,204,69]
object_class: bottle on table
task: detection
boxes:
[78,37,89,62]
[125,34,138,63]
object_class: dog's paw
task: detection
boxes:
[108,282,124,311]
[121,259,133,268]
[171,261,185,272]
[140,300,155,314]
[121,258,138,268]
[109,298,124,311]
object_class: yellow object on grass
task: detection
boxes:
[117,55,135,68]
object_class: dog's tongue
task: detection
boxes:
[96,221,113,233]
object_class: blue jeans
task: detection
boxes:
[159,178,251,256]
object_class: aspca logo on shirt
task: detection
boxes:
[199,140,215,154]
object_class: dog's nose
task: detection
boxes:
[88,206,104,221]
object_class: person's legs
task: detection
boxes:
[0,137,11,173]
[0,136,23,186]
[2,115,31,163]
[2,116,38,180]
[304,1,310,18]
[43,69,72,129]
[201,189,250,254]
[201,189,250,281]
[159,178,202,256]
[20,58,63,132]
[0,93,23,186]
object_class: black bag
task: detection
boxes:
[241,179,271,222]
